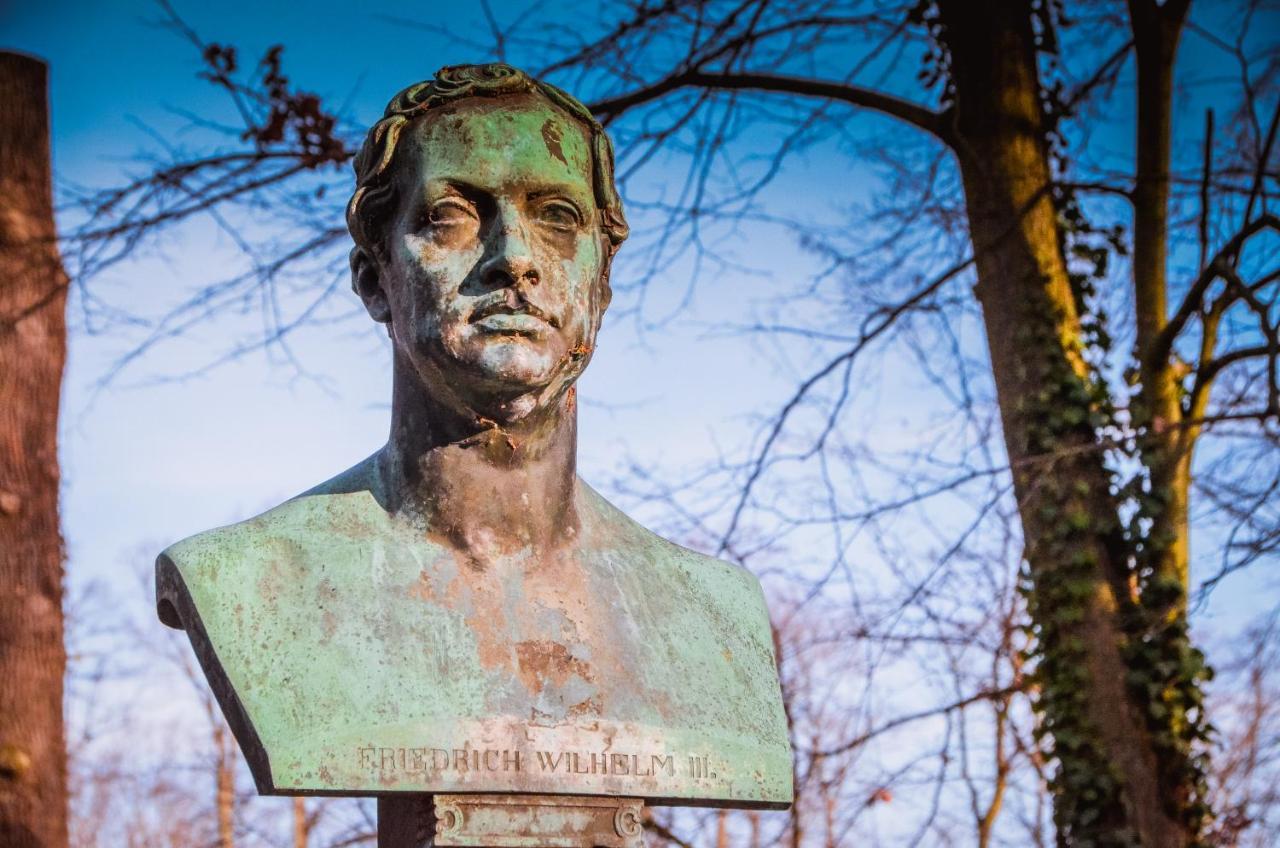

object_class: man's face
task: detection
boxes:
[366,95,608,421]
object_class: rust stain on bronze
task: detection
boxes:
[540,118,567,165]
[514,639,595,694]
[408,569,437,602]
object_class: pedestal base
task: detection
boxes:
[378,795,645,848]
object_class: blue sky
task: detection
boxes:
[2,0,810,580]
[4,2,1277,841]
[4,5,835,837]
[4,0,984,611]
[5,0,1272,719]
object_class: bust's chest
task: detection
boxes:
[165,510,791,803]
[199,532,749,730]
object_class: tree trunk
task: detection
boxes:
[0,52,70,848]
[292,797,309,848]
[935,2,1191,844]
[1129,0,1192,594]
[215,723,235,848]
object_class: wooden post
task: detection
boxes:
[0,51,70,848]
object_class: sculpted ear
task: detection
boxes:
[597,247,615,314]
[598,275,613,315]
[350,246,391,324]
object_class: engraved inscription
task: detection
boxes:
[357,744,713,780]
[687,754,717,780]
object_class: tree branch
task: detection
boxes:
[715,253,974,555]
[1149,212,1280,369]
[590,69,952,144]
[809,684,1024,759]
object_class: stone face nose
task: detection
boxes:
[481,204,541,289]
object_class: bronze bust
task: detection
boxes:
[156,64,791,809]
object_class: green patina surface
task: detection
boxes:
[156,64,793,817]
[156,457,793,807]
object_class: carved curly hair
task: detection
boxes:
[346,63,629,270]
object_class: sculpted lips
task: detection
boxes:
[469,295,559,335]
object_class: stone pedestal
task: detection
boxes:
[378,795,645,848]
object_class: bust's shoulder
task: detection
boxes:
[576,480,778,669]
[162,453,383,560]
[576,480,766,595]
[156,453,385,628]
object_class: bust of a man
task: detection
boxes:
[156,64,791,808]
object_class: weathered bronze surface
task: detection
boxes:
[434,795,643,847]
[155,64,792,814]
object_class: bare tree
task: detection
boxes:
[515,2,1278,844]
[1205,610,1280,847]
[52,1,1280,845]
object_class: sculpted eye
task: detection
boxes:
[537,199,583,230]
[426,199,478,228]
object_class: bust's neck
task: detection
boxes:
[378,363,580,564]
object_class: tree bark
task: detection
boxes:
[0,52,70,848]
[935,2,1189,844]
[1129,0,1193,595]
